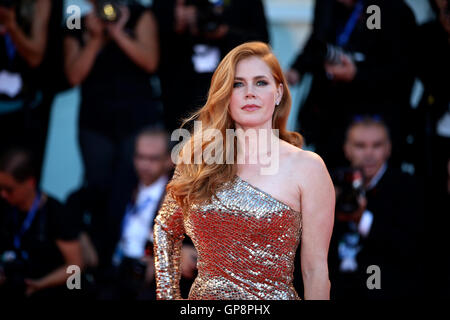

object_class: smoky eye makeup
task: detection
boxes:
[233,76,270,88]
[256,80,268,86]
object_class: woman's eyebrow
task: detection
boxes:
[234,75,269,81]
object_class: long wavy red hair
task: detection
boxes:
[167,41,303,217]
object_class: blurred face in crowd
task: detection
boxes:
[0,172,35,211]
[344,124,391,183]
[229,56,283,130]
[134,134,172,186]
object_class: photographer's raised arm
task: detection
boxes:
[1,0,50,68]
[24,239,84,297]
[348,1,417,91]
[107,9,159,73]
[63,14,105,87]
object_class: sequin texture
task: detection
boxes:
[154,172,302,300]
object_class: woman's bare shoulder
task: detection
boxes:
[294,149,326,167]
[279,141,326,170]
[282,145,329,184]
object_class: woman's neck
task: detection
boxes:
[235,124,280,165]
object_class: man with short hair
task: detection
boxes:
[107,126,197,299]
[0,148,84,298]
[329,116,424,299]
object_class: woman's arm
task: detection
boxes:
[298,151,335,300]
[63,13,105,86]
[107,8,159,73]
[1,0,51,68]
[153,167,186,299]
[24,239,84,296]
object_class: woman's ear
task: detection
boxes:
[277,83,284,105]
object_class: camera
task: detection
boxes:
[0,0,14,8]
[185,0,225,34]
[0,250,30,295]
[96,0,127,23]
[334,167,365,214]
[309,38,347,65]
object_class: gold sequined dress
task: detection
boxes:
[153,172,302,300]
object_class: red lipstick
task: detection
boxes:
[242,104,261,111]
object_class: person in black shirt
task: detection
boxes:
[286,0,417,170]
[101,126,197,300]
[0,148,84,299]
[63,0,162,272]
[0,0,62,184]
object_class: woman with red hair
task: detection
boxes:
[154,41,335,300]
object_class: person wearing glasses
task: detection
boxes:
[105,126,197,300]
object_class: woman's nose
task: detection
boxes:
[245,85,256,98]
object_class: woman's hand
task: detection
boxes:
[104,9,159,73]
[324,54,357,82]
[0,5,16,32]
[0,0,51,67]
[106,6,130,40]
[24,278,44,297]
[286,69,301,86]
[85,12,105,41]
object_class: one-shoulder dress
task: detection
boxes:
[153,169,302,300]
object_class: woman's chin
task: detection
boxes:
[234,117,272,129]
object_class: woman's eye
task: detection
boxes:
[256,80,268,86]
[233,82,243,88]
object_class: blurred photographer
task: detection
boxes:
[329,116,423,299]
[100,127,197,299]
[286,0,417,170]
[0,148,84,299]
[0,0,63,184]
[64,0,162,274]
[152,0,269,132]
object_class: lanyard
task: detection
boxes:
[4,33,16,64]
[336,0,364,47]
[120,196,153,237]
[13,192,41,250]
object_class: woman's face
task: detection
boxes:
[229,56,282,129]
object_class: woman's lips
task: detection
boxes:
[242,104,261,111]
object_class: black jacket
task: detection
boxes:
[329,166,424,299]
[290,0,417,132]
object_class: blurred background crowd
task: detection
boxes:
[0,0,449,300]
